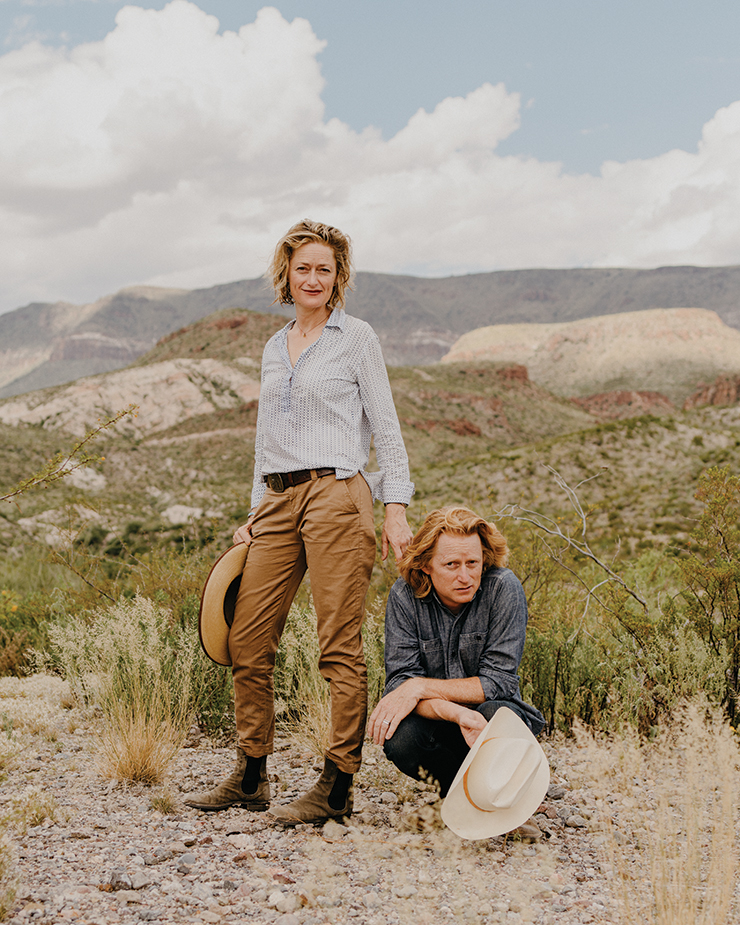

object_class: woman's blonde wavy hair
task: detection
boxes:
[267,219,353,309]
[399,507,509,599]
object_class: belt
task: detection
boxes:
[263,468,336,493]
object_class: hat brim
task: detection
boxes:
[441,707,550,840]
[198,544,248,667]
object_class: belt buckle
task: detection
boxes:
[267,473,285,492]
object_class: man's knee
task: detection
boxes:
[477,700,545,736]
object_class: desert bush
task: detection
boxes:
[498,465,740,733]
[674,466,740,725]
[44,595,197,783]
[0,589,52,677]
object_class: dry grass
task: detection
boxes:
[0,834,17,922]
[43,595,197,784]
[275,597,387,760]
[570,700,740,924]
[0,787,61,835]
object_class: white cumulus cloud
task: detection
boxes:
[1,0,740,313]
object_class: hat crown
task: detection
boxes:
[464,737,541,811]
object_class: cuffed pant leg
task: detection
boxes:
[300,474,376,774]
[229,492,306,757]
[383,714,469,797]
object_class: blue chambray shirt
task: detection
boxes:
[251,308,414,509]
[383,567,544,729]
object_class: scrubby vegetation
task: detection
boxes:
[1,313,740,921]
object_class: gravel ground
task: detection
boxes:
[0,678,627,925]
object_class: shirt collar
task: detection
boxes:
[280,306,345,338]
[430,582,483,618]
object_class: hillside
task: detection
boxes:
[442,307,740,402]
[5,264,740,396]
[1,306,740,592]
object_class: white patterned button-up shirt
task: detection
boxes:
[251,308,414,509]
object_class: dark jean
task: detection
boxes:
[383,700,542,797]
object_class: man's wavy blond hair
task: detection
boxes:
[267,219,353,309]
[399,507,509,599]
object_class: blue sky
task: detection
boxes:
[3,0,739,174]
[1,0,740,311]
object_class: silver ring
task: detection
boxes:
[382,720,390,725]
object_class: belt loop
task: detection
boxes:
[310,469,317,480]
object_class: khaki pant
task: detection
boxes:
[229,473,376,773]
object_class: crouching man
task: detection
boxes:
[368,506,545,797]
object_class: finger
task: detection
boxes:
[381,532,389,561]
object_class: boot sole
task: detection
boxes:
[185,800,270,813]
[270,809,352,827]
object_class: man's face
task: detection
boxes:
[422,532,484,614]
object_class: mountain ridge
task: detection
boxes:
[5,264,740,397]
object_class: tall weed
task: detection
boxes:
[572,700,739,924]
[44,596,196,783]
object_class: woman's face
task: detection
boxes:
[288,242,338,314]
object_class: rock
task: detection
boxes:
[394,884,417,898]
[130,872,151,890]
[322,820,348,838]
[108,869,133,891]
[511,820,542,842]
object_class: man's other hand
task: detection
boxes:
[457,708,487,748]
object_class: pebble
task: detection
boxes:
[0,693,681,925]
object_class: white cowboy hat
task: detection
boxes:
[198,544,248,666]
[441,707,550,840]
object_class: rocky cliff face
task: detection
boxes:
[0,358,260,438]
[442,308,740,402]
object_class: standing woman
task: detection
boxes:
[186,220,414,825]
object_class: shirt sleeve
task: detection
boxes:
[250,400,267,511]
[355,333,414,506]
[475,569,529,702]
[250,344,269,511]
[383,581,427,696]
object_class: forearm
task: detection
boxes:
[414,698,471,723]
[410,676,486,706]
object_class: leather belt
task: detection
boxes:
[263,468,336,493]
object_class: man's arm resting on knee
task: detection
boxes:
[368,676,485,744]
[414,698,488,748]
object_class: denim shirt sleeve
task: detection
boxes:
[475,568,528,702]
[383,580,427,696]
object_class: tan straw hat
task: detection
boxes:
[441,707,550,840]
[198,544,248,667]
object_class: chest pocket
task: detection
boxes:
[420,637,445,679]
[459,632,486,677]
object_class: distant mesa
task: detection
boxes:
[442,308,740,403]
